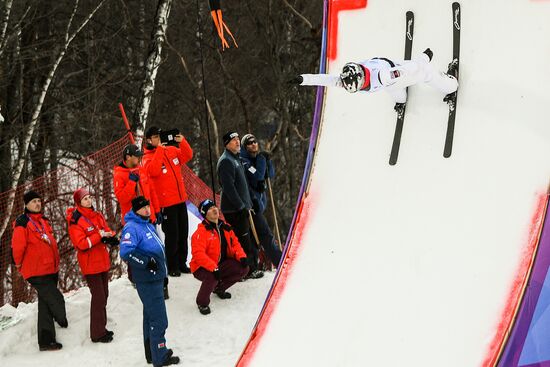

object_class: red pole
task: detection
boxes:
[118,103,135,144]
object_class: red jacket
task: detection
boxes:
[66,206,114,275]
[11,212,60,280]
[190,220,247,273]
[142,138,193,208]
[113,162,160,224]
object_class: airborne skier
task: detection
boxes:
[290,49,458,115]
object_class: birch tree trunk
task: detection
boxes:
[134,0,173,145]
[0,0,106,240]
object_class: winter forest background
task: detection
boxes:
[0,0,322,241]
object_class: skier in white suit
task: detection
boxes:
[290,48,458,115]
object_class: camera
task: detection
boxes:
[160,128,180,147]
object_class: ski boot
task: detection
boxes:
[394,103,406,119]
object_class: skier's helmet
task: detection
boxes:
[340,62,365,93]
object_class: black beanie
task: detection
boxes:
[222,131,239,146]
[23,190,41,205]
[198,199,216,218]
[132,196,150,212]
[145,126,161,139]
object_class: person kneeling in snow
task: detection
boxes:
[190,199,249,315]
[290,48,458,115]
[120,196,180,366]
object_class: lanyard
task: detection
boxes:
[27,215,51,244]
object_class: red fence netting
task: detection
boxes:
[0,133,218,307]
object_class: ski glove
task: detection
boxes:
[146,258,158,272]
[213,269,221,281]
[240,257,249,268]
[288,75,303,85]
[101,236,119,246]
[129,172,140,182]
[155,212,163,225]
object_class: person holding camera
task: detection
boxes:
[240,134,282,268]
[11,190,67,351]
[66,188,119,343]
[142,126,193,277]
[120,196,180,367]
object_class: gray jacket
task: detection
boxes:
[217,149,252,213]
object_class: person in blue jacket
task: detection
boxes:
[120,196,180,367]
[240,133,282,267]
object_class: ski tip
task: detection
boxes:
[406,10,414,17]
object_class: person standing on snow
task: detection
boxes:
[190,199,249,315]
[239,133,282,267]
[142,126,193,277]
[119,196,180,367]
[66,188,119,343]
[290,48,458,115]
[217,131,264,279]
[11,191,67,351]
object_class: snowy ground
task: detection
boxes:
[0,272,274,366]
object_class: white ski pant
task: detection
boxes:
[383,54,458,104]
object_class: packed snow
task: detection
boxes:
[0,272,274,366]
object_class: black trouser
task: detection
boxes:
[252,211,282,267]
[27,273,67,346]
[161,202,189,273]
[223,210,258,272]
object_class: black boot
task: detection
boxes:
[197,305,211,315]
[394,103,406,118]
[214,289,232,299]
[91,333,113,343]
[155,349,180,366]
[446,58,458,79]
[39,342,63,351]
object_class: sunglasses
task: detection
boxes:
[246,140,257,145]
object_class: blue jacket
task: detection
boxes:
[120,211,167,282]
[240,149,275,213]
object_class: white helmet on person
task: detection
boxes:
[340,62,370,93]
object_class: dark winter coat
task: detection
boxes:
[216,149,253,214]
[240,149,275,214]
[66,205,113,275]
[120,210,167,282]
[11,211,60,280]
[190,220,247,273]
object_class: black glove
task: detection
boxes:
[259,151,271,161]
[129,172,140,182]
[252,198,260,213]
[240,257,248,268]
[155,212,163,225]
[101,236,119,246]
[288,75,303,85]
[256,180,266,194]
[146,258,158,272]
[212,269,221,281]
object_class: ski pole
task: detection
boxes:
[267,178,283,251]
[248,210,260,248]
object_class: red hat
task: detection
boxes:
[73,188,90,205]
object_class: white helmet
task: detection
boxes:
[340,62,366,93]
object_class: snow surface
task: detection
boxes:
[245,0,550,366]
[0,273,274,366]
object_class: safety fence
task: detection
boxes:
[0,133,217,307]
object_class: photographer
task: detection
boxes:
[142,126,193,277]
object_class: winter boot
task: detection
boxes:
[198,305,211,315]
[39,342,63,351]
[91,333,113,343]
[446,58,458,79]
[156,349,180,366]
[214,289,232,299]
[56,317,68,328]
[423,48,433,61]
[106,329,114,337]
[246,270,264,279]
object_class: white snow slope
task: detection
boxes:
[241,1,550,366]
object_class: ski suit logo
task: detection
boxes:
[407,19,413,41]
[454,7,460,30]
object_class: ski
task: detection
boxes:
[389,11,414,166]
[443,2,461,158]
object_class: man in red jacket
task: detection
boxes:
[113,144,161,225]
[190,199,249,315]
[67,188,119,343]
[143,127,193,277]
[11,191,67,351]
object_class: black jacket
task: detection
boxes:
[217,149,252,213]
